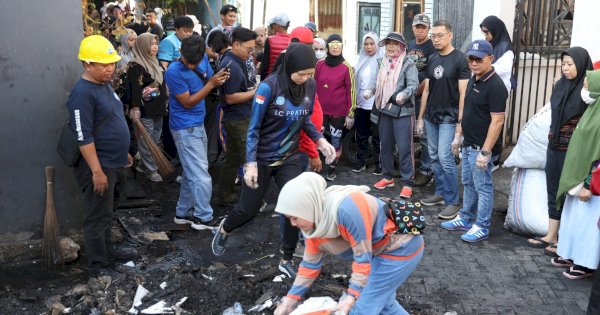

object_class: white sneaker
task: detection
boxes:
[147,171,163,182]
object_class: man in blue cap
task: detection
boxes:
[439,39,508,242]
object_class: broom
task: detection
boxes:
[43,166,62,268]
[133,119,175,177]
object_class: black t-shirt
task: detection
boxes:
[67,78,130,168]
[425,49,471,123]
[407,39,436,83]
[219,51,252,121]
[127,63,167,117]
[149,23,164,40]
[462,68,508,151]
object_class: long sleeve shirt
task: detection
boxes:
[298,95,323,159]
[286,192,424,301]
[315,60,357,118]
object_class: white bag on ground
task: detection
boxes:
[504,168,548,236]
[504,103,551,169]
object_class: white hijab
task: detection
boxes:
[275,172,370,239]
[355,32,383,85]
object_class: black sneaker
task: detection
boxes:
[352,164,366,173]
[191,216,219,231]
[372,164,382,176]
[413,173,432,187]
[211,218,229,256]
[326,167,337,181]
[278,259,297,278]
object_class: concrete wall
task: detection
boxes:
[0,1,85,241]
[471,0,515,42]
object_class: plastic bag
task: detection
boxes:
[504,168,548,236]
[504,103,551,169]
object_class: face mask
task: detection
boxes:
[581,87,597,104]
[315,50,326,60]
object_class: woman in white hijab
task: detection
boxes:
[274,172,424,315]
[353,32,383,173]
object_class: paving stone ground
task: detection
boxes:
[320,160,594,314]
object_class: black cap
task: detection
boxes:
[378,32,407,47]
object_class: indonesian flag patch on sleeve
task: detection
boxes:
[256,94,266,104]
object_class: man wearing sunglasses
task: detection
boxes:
[417,20,470,220]
[439,39,507,243]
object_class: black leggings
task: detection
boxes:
[545,147,566,220]
[223,155,303,261]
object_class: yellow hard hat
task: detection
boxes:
[78,35,121,64]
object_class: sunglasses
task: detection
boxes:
[467,56,486,64]
[328,41,342,48]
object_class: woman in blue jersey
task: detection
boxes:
[211,43,336,277]
[273,172,424,315]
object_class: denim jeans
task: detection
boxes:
[424,120,459,204]
[459,147,494,228]
[350,236,424,315]
[138,117,163,172]
[171,126,214,221]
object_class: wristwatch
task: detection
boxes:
[480,150,491,156]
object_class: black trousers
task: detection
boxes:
[588,265,600,315]
[162,112,178,159]
[218,119,249,203]
[355,108,380,166]
[223,155,303,261]
[74,162,125,267]
[204,94,220,167]
[545,147,566,220]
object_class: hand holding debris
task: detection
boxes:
[274,296,297,315]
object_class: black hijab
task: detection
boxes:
[276,43,317,105]
[549,46,593,140]
[480,15,512,60]
[324,34,345,67]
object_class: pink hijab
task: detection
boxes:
[375,41,406,109]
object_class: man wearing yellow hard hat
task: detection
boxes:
[67,35,134,277]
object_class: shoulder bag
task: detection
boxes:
[384,199,426,235]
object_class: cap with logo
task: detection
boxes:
[465,39,493,59]
[412,14,431,27]
[378,32,407,47]
[268,13,290,27]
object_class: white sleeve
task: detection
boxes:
[493,50,514,92]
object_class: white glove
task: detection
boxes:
[416,119,424,136]
[243,162,259,189]
[451,135,464,157]
[344,116,354,130]
[274,296,298,315]
[317,138,336,164]
[362,90,373,99]
[476,151,491,169]
[129,107,141,121]
[395,92,405,105]
[333,293,356,315]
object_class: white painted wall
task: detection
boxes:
[239,0,310,30]
[572,0,600,62]
[471,0,515,42]
[343,0,393,66]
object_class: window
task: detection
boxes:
[395,0,423,42]
[357,3,381,53]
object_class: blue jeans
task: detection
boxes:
[459,147,494,228]
[424,120,459,204]
[351,236,424,315]
[171,126,214,221]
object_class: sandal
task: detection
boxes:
[563,265,595,280]
[543,244,559,257]
[551,256,574,267]
[527,236,553,248]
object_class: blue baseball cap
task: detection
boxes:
[466,39,493,59]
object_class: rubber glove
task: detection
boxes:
[243,162,259,189]
[451,135,463,157]
[317,138,336,164]
[344,116,354,130]
[333,293,356,315]
[395,92,405,105]
[129,107,141,121]
[416,119,424,136]
[274,296,298,315]
[362,90,373,99]
[476,152,491,169]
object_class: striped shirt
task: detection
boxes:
[286,192,424,300]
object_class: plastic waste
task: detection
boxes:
[222,302,243,315]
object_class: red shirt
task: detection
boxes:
[299,95,323,158]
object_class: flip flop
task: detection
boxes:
[551,256,574,267]
[543,244,559,257]
[563,265,595,280]
[527,236,552,248]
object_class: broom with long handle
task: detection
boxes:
[43,166,62,268]
[133,119,175,177]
